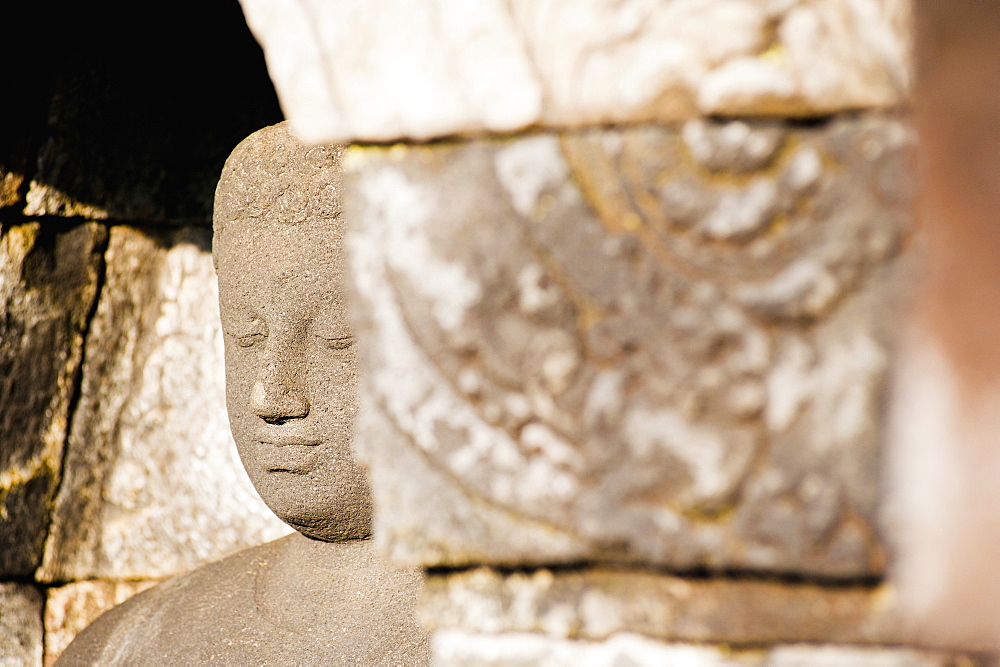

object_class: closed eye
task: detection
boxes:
[222,314,266,349]
[235,332,267,348]
[319,335,354,350]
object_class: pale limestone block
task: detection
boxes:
[239,0,911,144]
[39,226,290,582]
[0,583,42,667]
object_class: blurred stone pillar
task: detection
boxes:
[884,1,1000,651]
[240,0,982,661]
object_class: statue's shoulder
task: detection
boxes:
[57,537,290,665]
[58,535,432,665]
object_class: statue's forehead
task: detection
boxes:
[213,123,347,307]
[215,124,344,235]
[217,220,345,272]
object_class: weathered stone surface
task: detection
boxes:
[0,583,43,667]
[0,222,106,576]
[43,579,157,665]
[434,631,973,666]
[424,568,914,646]
[39,225,289,582]
[240,0,911,144]
[347,115,913,576]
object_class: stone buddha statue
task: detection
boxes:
[58,123,431,664]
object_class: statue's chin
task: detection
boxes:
[282,516,372,542]
[254,479,374,542]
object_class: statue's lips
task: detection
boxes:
[256,438,321,474]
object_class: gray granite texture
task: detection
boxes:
[58,535,430,665]
[213,123,373,543]
[347,114,913,577]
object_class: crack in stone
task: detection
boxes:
[36,222,110,582]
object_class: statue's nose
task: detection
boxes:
[251,361,310,423]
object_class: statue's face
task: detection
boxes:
[215,216,371,541]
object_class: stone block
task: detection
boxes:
[0,582,43,667]
[39,226,289,582]
[0,222,106,576]
[346,115,913,576]
[433,631,974,666]
[423,568,912,647]
[240,0,911,144]
[43,580,157,665]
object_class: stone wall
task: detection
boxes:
[0,3,290,663]
[2,1,994,664]
[240,0,987,663]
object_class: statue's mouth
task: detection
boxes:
[258,439,321,474]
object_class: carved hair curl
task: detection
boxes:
[213,122,343,243]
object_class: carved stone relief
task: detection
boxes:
[347,115,913,577]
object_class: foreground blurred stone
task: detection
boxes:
[0,583,43,666]
[0,222,105,576]
[347,115,912,577]
[885,1,1000,651]
[39,226,289,582]
[241,0,910,144]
